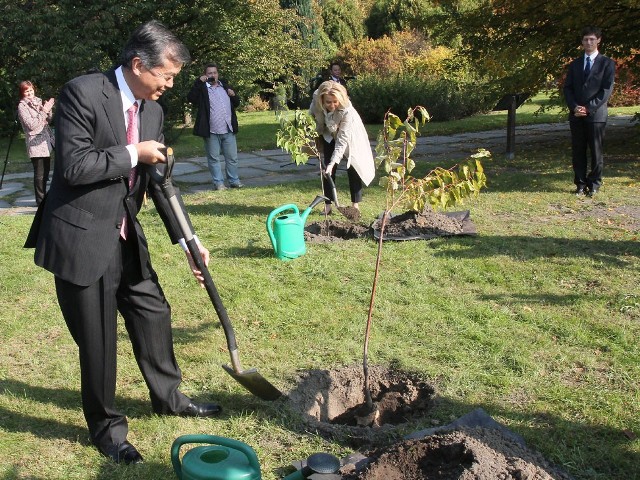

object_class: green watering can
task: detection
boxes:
[266,195,327,260]
[171,434,261,480]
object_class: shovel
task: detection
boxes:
[322,172,361,221]
[147,148,282,401]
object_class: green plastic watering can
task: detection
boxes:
[171,434,261,480]
[266,195,327,260]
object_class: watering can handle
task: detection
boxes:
[171,434,261,480]
[266,204,300,254]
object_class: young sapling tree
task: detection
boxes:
[362,107,488,419]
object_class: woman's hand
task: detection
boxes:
[43,98,55,113]
[325,162,336,176]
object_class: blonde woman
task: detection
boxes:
[309,81,374,215]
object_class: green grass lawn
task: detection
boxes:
[1,123,638,479]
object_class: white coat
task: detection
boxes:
[310,103,375,186]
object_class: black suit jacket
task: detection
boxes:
[187,78,239,137]
[563,54,615,123]
[25,69,189,286]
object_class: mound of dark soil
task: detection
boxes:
[304,210,475,242]
[284,366,573,480]
[372,210,476,241]
[305,219,371,242]
[341,428,573,480]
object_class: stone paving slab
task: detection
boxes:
[0,182,26,198]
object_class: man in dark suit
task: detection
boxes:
[25,20,221,464]
[563,26,615,197]
[310,61,350,97]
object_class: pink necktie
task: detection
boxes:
[120,102,139,239]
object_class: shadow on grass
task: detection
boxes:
[185,202,279,218]
[0,379,152,440]
[410,128,639,194]
[435,235,638,265]
[95,460,175,480]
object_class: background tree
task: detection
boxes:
[0,0,314,131]
[337,30,493,123]
[319,0,366,47]
[280,0,333,106]
[456,0,640,102]
[365,0,435,39]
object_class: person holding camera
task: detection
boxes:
[17,80,55,205]
[187,63,242,190]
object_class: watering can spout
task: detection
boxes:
[300,195,328,223]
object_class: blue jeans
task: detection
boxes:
[204,132,240,187]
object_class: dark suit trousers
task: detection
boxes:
[570,119,606,190]
[321,139,363,204]
[54,236,189,448]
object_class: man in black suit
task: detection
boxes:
[310,61,349,97]
[25,20,221,464]
[563,26,615,197]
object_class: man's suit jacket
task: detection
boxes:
[187,78,239,138]
[563,53,615,123]
[25,69,189,287]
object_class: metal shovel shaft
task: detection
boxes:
[156,149,282,401]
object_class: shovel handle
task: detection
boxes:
[164,192,242,370]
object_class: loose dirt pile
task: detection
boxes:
[305,219,370,242]
[284,366,573,480]
[304,209,475,242]
[341,428,573,479]
[373,210,465,240]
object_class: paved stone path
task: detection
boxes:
[1,116,635,216]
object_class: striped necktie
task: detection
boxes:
[120,102,139,239]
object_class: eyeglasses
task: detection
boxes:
[145,66,178,82]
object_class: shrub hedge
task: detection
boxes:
[348,74,494,124]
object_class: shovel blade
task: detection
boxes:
[222,364,282,401]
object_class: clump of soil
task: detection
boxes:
[285,365,435,446]
[338,205,362,221]
[372,209,464,240]
[341,428,574,480]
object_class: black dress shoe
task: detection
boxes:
[98,441,144,464]
[180,401,222,418]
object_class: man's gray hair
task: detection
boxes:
[120,20,190,69]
